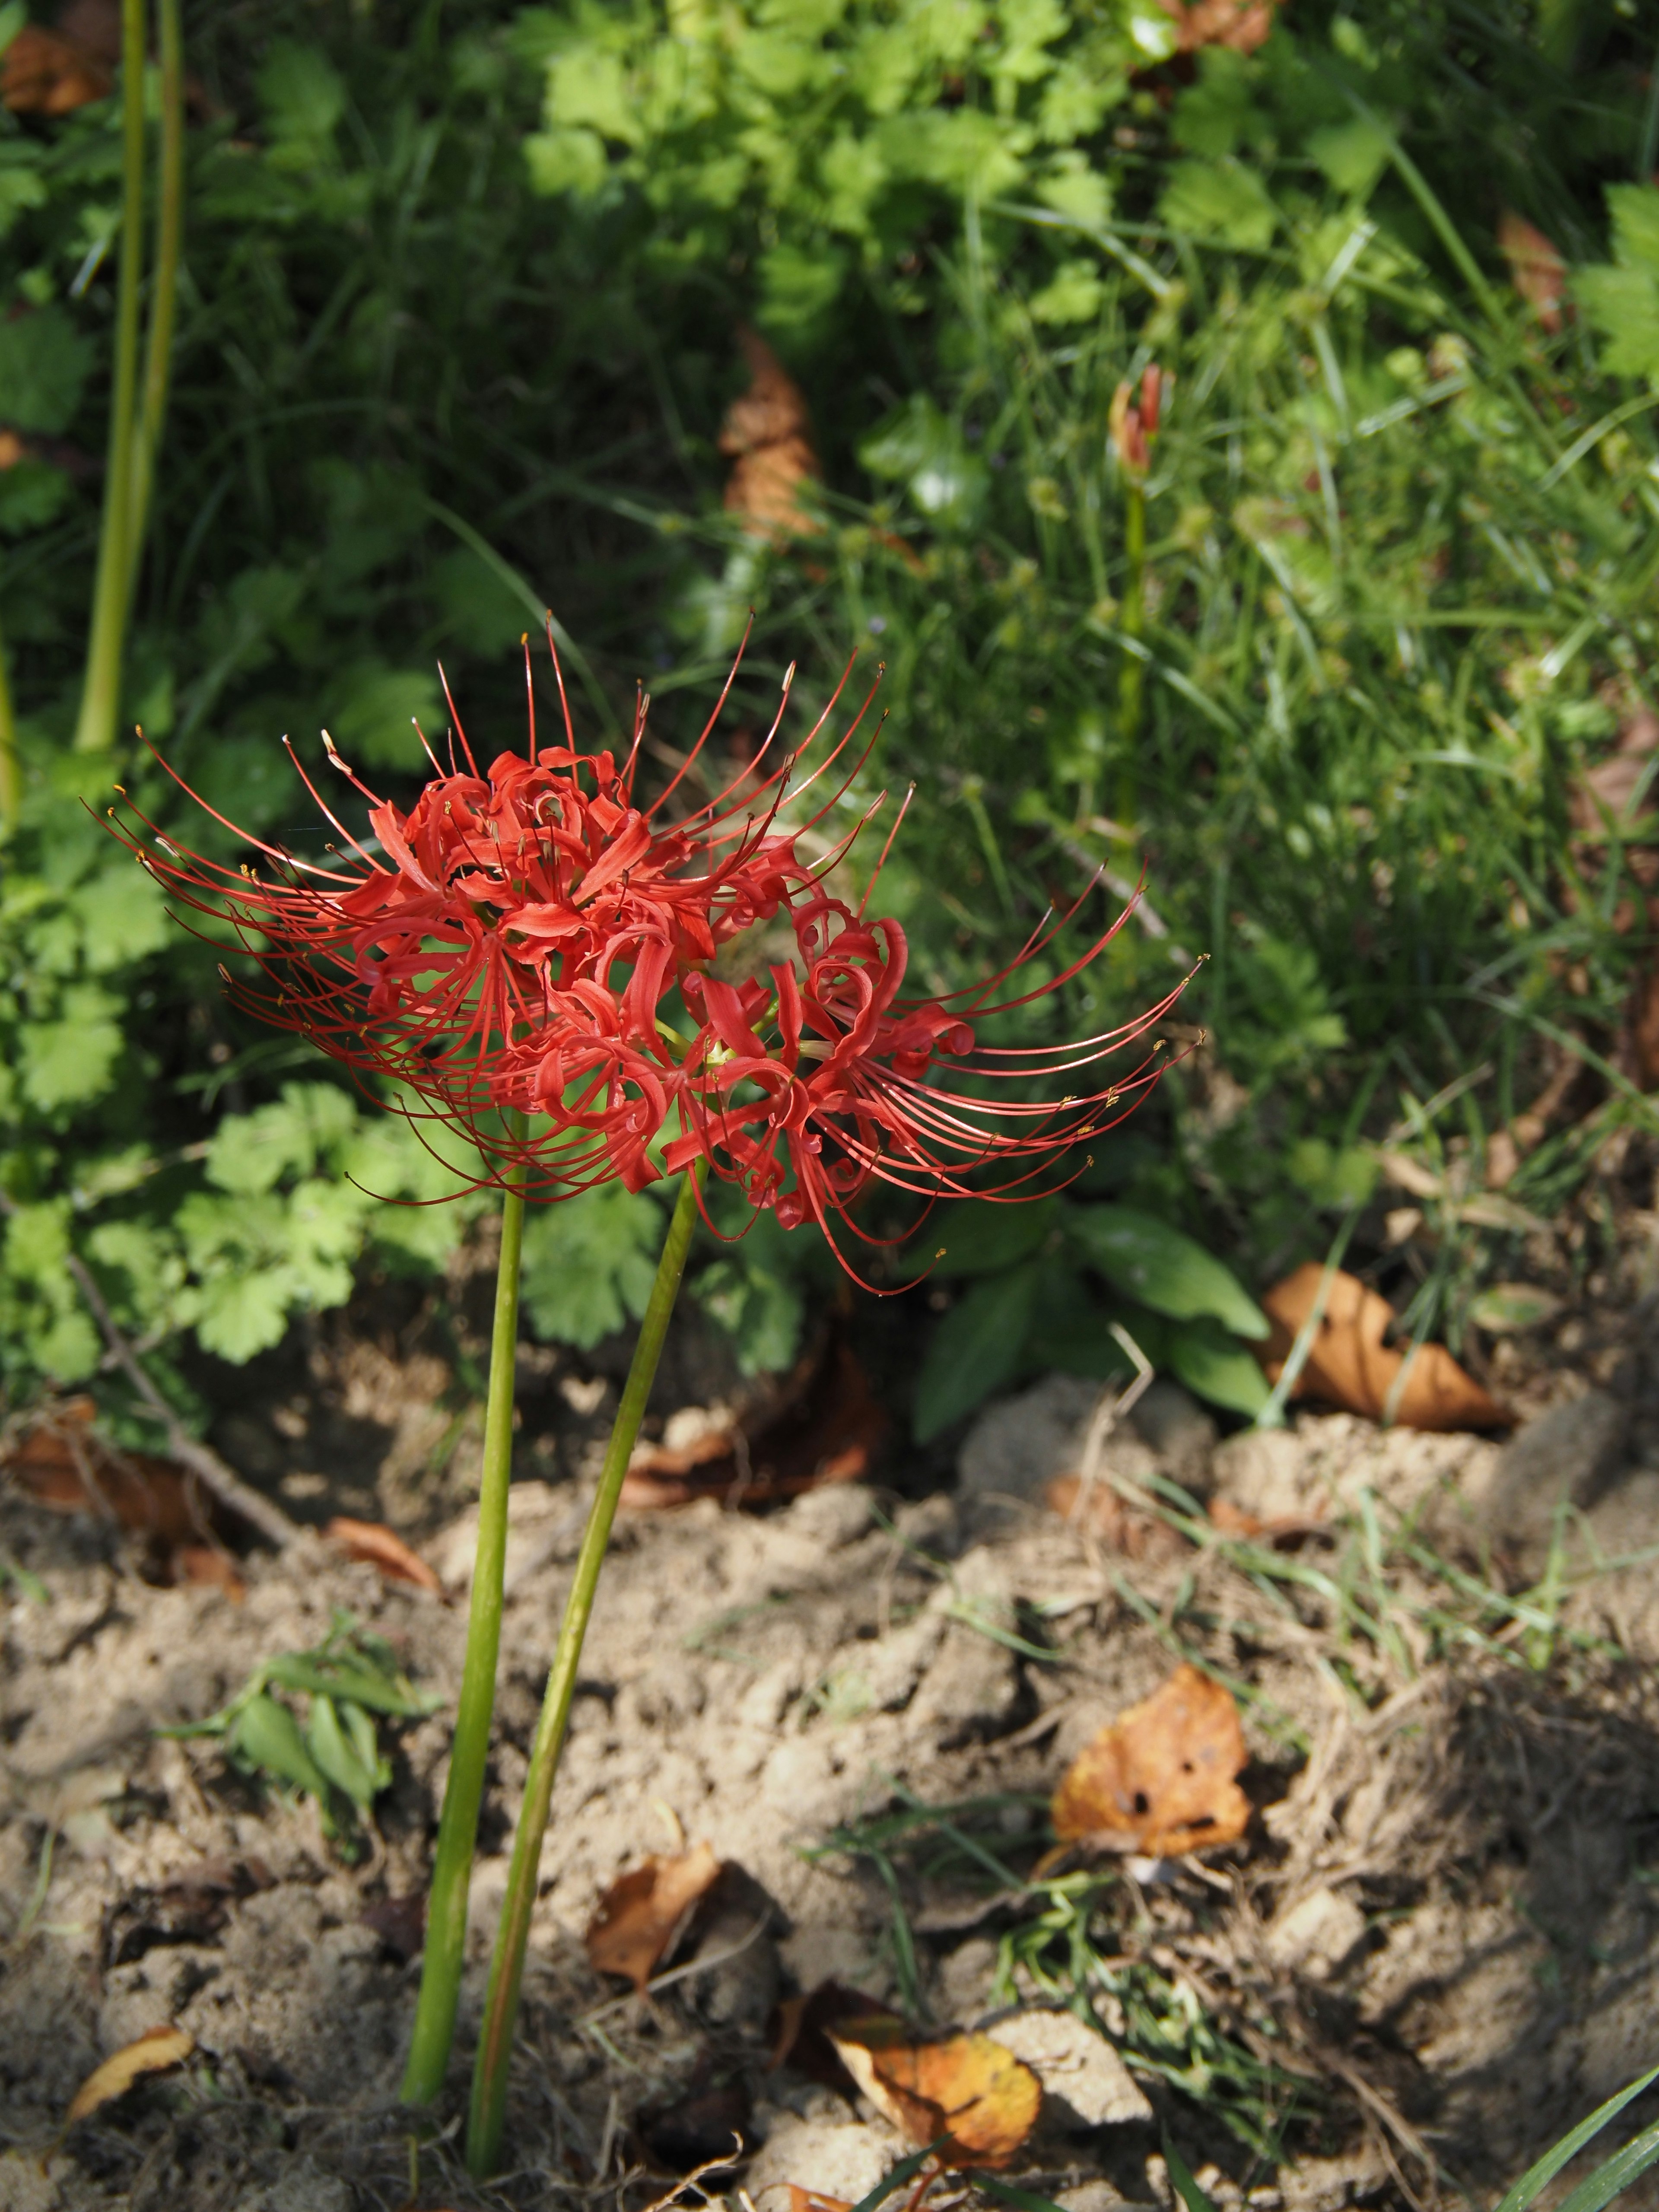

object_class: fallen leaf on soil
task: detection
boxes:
[1258,1264,1505,1431]
[171,1542,245,1599]
[720,326,821,540]
[1045,1472,1189,1560]
[585,1841,721,1992]
[1207,1497,1325,1546]
[1052,1662,1250,1857]
[1,1399,258,1590]
[828,2019,1042,2169]
[622,1335,885,1510]
[324,1516,441,1592]
[1157,0,1281,55]
[2,22,111,113]
[67,2025,194,2123]
[1497,212,1566,331]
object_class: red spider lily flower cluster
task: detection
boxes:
[1109,363,1170,480]
[111,629,1185,1270]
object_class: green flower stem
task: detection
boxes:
[127,0,184,594]
[466,1167,702,2177]
[1115,475,1146,837]
[73,0,147,755]
[0,617,19,830]
[400,1174,527,2107]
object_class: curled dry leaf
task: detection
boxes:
[1259,1264,1505,1431]
[585,1840,721,1992]
[719,326,822,541]
[828,2017,1042,2170]
[325,1516,442,1593]
[67,2024,194,2124]
[1052,1662,1250,1857]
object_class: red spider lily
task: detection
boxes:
[109,627,1187,1272]
[109,633,880,1186]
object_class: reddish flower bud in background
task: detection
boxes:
[1109,362,1170,478]
[110,626,1185,1278]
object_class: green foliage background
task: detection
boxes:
[2,0,1658,1435]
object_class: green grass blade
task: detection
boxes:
[1493,2066,1659,2212]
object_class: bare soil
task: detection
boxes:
[4,1287,1659,2212]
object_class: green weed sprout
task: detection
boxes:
[159,1611,435,1856]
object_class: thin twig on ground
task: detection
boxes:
[0,1188,301,1549]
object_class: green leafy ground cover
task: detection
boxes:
[1,0,1658,1440]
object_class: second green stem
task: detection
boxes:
[1115,476,1146,838]
[400,1175,526,2107]
[466,1167,701,2177]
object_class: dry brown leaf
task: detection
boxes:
[67,2025,193,2123]
[719,326,822,540]
[1158,0,1281,55]
[1259,1264,1504,1430]
[585,1841,721,1992]
[622,1335,885,1510]
[1497,211,1566,332]
[171,1542,245,1599]
[1052,1662,1250,1857]
[325,1515,442,1592]
[1045,1472,1189,1561]
[2,22,111,114]
[788,2192,852,2212]
[828,2020,1042,2169]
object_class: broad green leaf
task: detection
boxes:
[258,40,346,146]
[229,1693,335,1802]
[1577,184,1659,382]
[75,865,171,974]
[19,985,124,1111]
[918,1195,1058,1278]
[1159,157,1277,252]
[331,659,447,770]
[1469,1283,1564,1333]
[264,1653,435,1717]
[1306,116,1390,198]
[913,1260,1040,1442]
[305,1694,380,1809]
[520,1182,664,1350]
[1068,1207,1269,1339]
[0,305,94,436]
[698,1255,805,1377]
[189,1266,296,1363]
[207,1083,359,1196]
[1169,1317,1271,1417]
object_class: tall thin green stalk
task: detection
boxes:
[0,618,19,830]
[73,0,185,755]
[73,0,147,755]
[1115,473,1146,836]
[128,0,184,582]
[400,1176,527,2107]
[466,1168,701,2177]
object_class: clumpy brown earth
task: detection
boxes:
[4,1327,1659,2212]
